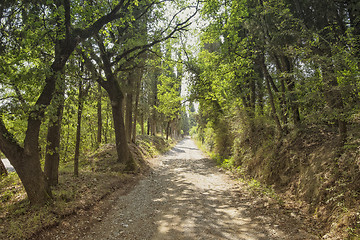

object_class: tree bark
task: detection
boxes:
[0,118,51,204]
[97,82,102,146]
[259,55,283,135]
[0,0,134,205]
[140,113,144,135]
[147,118,150,135]
[109,87,136,171]
[96,43,136,171]
[0,155,8,177]
[125,73,134,141]
[280,55,301,126]
[166,121,171,140]
[269,54,290,129]
[44,85,65,186]
[132,75,141,142]
[347,0,360,68]
[74,80,85,177]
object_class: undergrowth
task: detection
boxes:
[193,138,284,205]
[0,135,176,240]
[192,124,360,239]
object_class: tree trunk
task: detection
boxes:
[280,55,301,126]
[0,118,52,204]
[125,91,133,141]
[95,75,136,171]
[151,112,156,136]
[140,113,144,135]
[272,54,289,128]
[44,79,65,186]
[17,153,51,204]
[259,55,283,135]
[166,121,170,140]
[132,77,141,142]
[0,0,136,206]
[44,94,64,186]
[97,82,102,146]
[0,155,8,177]
[0,77,55,205]
[74,80,85,177]
[110,94,136,171]
[125,71,138,142]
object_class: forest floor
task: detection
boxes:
[35,137,320,240]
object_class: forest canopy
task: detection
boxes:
[188,0,359,152]
[0,3,359,238]
[0,0,197,205]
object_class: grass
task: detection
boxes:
[0,135,176,240]
[192,136,284,205]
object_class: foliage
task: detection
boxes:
[0,0,197,204]
[0,135,174,239]
[186,0,360,237]
[156,73,182,121]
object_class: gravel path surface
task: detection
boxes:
[80,137,318,240]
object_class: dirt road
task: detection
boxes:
[80,137,318,240]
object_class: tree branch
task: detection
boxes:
[112,1,199,65]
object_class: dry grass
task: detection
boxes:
[0,135,175,240]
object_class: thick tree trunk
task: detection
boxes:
[44,82,65,186]
[88,39,136,171]
[44,102,64,186]
[17,153,52,204]
[96,77,136,171]
[0,119,52,204]
[110,95,136,171]
[0,77,55,205]
[0,2,130,205]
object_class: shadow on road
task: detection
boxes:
[145,139,315,240]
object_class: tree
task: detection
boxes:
[0,0,149,205]
[156,73,182,139]
[0,154,7,177]
[44,80,65,186]
[82,1,197,168]
[187,0,359,160]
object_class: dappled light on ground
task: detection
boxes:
[80,138,317,240]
